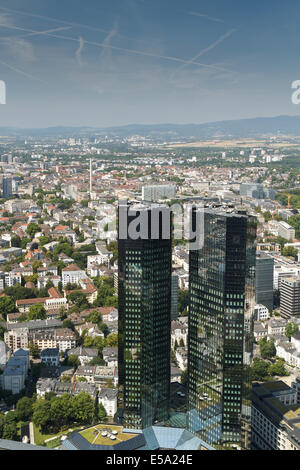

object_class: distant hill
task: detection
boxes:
[2,115,300,139]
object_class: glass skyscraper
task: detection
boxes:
[118,202,172,430]
[187,208,257,450]
[255,252,274,313]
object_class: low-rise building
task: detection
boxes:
[40,348,60,367]
[36,377,57,397]
[67,347,98,365]
[253,305,270,321]
[252,381,300,450]
[98,388,118,417]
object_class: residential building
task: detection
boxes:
[171,321,188,349]
[55,328,77,352]
[98,388,118,417]
[67,346,98,365]
[62,263,87,287]
[40,348,60,367]
[4,328,29,353]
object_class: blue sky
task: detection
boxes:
[0,0,299,127]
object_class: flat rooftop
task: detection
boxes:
[79,424,137,446]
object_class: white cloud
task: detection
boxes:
[3,37,35,62]
[75,36,85,67]
[188,11,224,23]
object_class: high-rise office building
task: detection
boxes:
[187,208,257,450]
[280,277,300,318]
[2,177,12,199]
[171,272,179,320]
[240,183,275,201]
[256,252,274,312]
[142,184,176,202]
[118,202,172,429]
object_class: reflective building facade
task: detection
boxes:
[187,208,257,449]
[118,202,172,429]
[255,252,274,313]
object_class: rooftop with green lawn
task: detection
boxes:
[79,424,137,446]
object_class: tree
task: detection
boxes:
[98,322,109,337]
[11,235,21,247]
[29,342,40,359]
[181,369,188,387]
[87,310,102,324]
[263,211,273,222]
[269,359,289,377]
[2,422,18,440]
[259,338,276,359]
[0,325,6,340]
[170,349,176,363]
[62,319,75,331]
[32,261,42,273]
[178,289,189,314]
[282,246,298,260]
[98,402,107,421]
[68,291,90,310]
[0,296,16,319]
[32,399,52,431]
[89,356,105,366]
[50,394,74,430]
[67,354,80,368]
[73,392,94,424]
[16,397,34,421]
[39,236,51,247]
[285,322,299,341]
[21,237,30,250]
[105,333,118,347]
[251,358,270,380]
[104,296,118,308]
[17,313,28,323]
[28,303,46,321]
[26,222,40,240]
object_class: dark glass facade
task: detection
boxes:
[187,208,257,449]
[118,203,172,429]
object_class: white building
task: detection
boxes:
[62,263,87,287]
[98,388,118,417]
[253,304,270,321]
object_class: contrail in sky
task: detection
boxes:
[0,22,236,75]
[176,28,237,73]
[0,58,48,83]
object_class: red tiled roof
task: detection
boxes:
[16,297,48,306]
[62,263,82,272]
[48,287,63,299]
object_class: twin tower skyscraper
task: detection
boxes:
[117,201,257,450]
